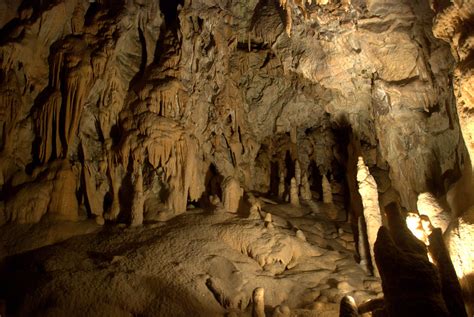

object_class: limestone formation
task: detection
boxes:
[289,177,300,207]
[357,216,370,274]
[322,174,333,204]
[252,287,265,317]
[406,212,429,246]
[130,165,144,227]
[248,193,263,219]
[417,192,450,233]
[446,207,474,306]
[221,177,243,213]
[294,160,301,187]
[339,295,359,317]
[356,157,382,276]
[0,0,472,315]
[296,229,306,241]
[272,305,290,317]
[278,170,286,200]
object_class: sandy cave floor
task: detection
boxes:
[0,201,382,317]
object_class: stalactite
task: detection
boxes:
[71,2,85,35]
[37,91,62,163]
[36,41,92,163]
[149,81,187,119]
[117,114,204,218]
[356,156,381,277]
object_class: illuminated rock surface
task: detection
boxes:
[0,0,473,315]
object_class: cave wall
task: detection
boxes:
[0,0,468,224]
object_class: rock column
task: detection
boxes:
[356,156,381,276]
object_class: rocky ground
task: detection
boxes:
[0,199,381,317]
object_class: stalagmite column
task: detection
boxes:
[300,171,312,200]
[222,177,243,213]
[290,177,300,206]
[278,169,286,200]
[295,160,301,187]
[322,174,333,204]
[356,156,382,276]
[358,216,370,274]
[130,165,144,226]
[252,287,265,317]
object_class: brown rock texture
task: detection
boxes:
[0,0,469,225]
[0,0,473,315]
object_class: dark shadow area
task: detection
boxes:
[269,161,279,196]
[308,160,323,200]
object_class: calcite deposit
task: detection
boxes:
[0,0,473,316]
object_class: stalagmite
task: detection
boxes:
[290,177,300,206]
[296,229,306,241]
[83,160,107,219]
[294,160,301,187]
[339,295,359,317]
[264,212,274,229]
[130,165,144,227]
[417,192,450,233]
[278,169,286,200]
[446,207,474,285]
[356,157,382,277]
[221,177,243,213]
[322,174,333,204]
[272,305,290,317]
[358,216,370,274]
[252,287,265,317]
[48,162,80,221]
[247,193,262,219]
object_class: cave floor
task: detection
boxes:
[0,201,381,317]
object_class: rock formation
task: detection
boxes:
[417,192,450,232]
[356,156,382,276]
[290,177,300,206]
[339,295,359,317]
[252,287,265,317]
[322,174,333,205]
[374,203,452,317]
[0,0,473,315]
[222,177,243,213]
